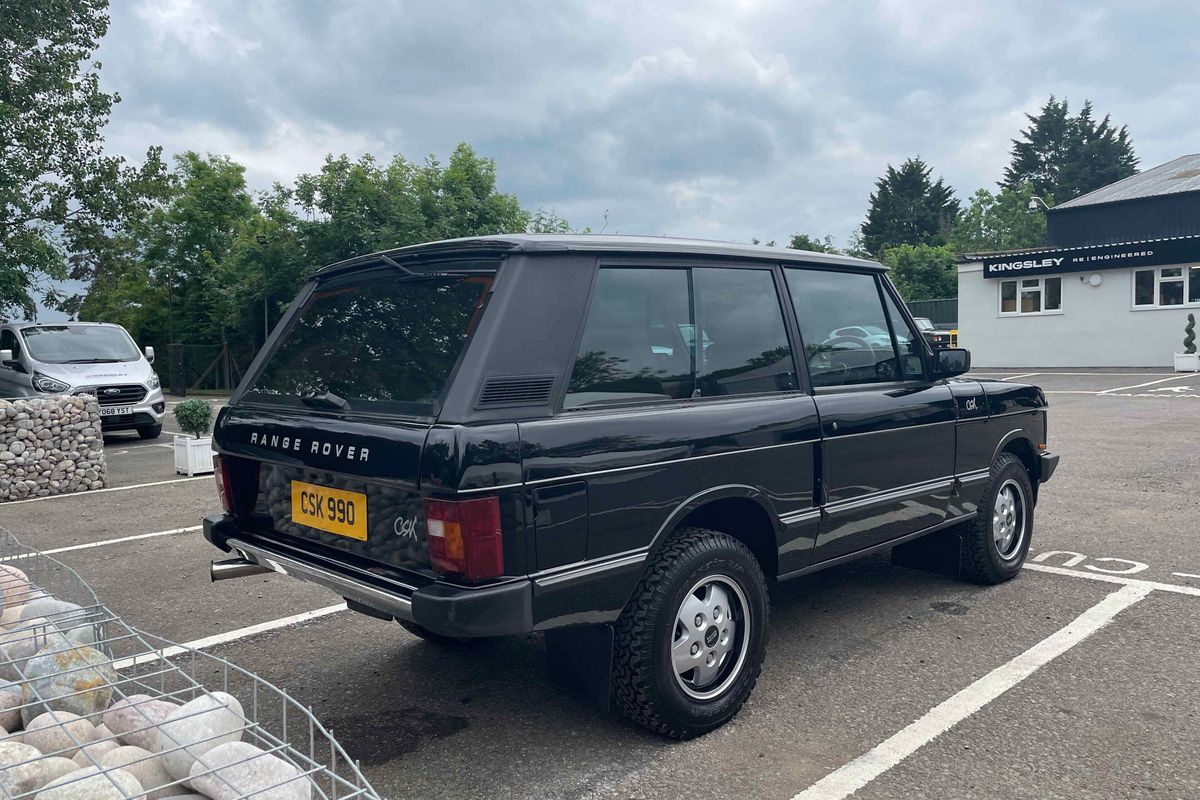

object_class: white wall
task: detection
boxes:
[957,261,1195,368]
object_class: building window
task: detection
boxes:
[999,276,1062,316]
[1133,266,1200,308]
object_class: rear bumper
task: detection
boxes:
[203,514,533,638]
[1038,451,1060,483]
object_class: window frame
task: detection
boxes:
[997,275,1063,317]
[1131,265,1200,310]
[557,259,807,414]
[781,265,931,393]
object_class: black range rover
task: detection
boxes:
[203,235,1058,738]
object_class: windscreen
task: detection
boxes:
[21,326,141,363]
[244,264,495,416]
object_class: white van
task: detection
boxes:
[0,322,166,439]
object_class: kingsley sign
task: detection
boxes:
[981,236,1200,278]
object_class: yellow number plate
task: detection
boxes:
[291,481,367,541]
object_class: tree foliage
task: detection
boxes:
[787,233,840,254]
[0,0,167,320]
[80,144,546,353]
[860,158,959,257]
[948,183,1048,253]
[880,243,958,301]
[1002,96,1138,201]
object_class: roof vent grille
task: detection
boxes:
[477,375,556,407]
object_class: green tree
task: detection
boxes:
[880,243,958,301]
[83,152,256,346]
[860,158,959,257]
[787,233,840,254]
[0,0,167,319]
[1003,96,1137,201]
[949,184,1048,253]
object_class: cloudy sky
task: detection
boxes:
[96,0,1200,249]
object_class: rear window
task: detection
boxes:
[244,264,495,416]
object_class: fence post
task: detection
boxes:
[222,342,233,390]
[168,343,186,397]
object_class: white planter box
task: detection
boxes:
[1174,352,1200,373]
[174,435,215,476]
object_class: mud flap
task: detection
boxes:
[891,528,963,578]
[546,624,613,711]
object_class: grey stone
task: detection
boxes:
[187,742,311,800]
[0,741,46,796]
[34,765,145,800]
[21,644,117,725]
[157,692,245,781]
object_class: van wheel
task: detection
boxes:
[137,424,162,440]
[960,452,1034,585]
[612,527,769,739]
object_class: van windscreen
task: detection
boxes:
[244,265,495,416]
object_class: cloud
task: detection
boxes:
[93,0,1200,249]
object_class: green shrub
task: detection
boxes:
[173,398,213,438]
[1185,313,1196,355]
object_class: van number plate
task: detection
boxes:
[98,406,134,417]
[290,481,367,541]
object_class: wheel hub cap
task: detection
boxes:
[671,576,750,700]
[992,480,1026,560]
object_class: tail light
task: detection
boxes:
[213,454,233,513]
[423,496,503,581]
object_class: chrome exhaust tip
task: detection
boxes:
[211,557,272,582]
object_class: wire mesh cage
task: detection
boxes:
[0,528,380,799]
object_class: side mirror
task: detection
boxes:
[144,345,155,364]
[933,348,971,379]
[0,349,11,364]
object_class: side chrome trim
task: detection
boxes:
[988,408,1046,420]
[956,468,991,484]
[824,476,955,515]
[824,418,956,439]
[491,437,821,494]
[226,537,416,622]
[532,549,649,587]
[779,508,822,526]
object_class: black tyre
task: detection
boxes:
[960,452,1034,585]
[612,527,769,739]
[137,424,162,440]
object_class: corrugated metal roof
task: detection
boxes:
[1054,154,1200,209]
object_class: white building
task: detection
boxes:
[957,155,1200,368]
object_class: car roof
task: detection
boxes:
[317,234,885,276]
[11,322,120,330]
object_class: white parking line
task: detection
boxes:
[1099,374,1195,394]
[791,583,1151,800]
[0,526,201,560]
[0,476,208,505]
[113,603,347,670]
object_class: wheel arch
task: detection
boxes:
[994,429,1039,503]
[647,485,782,580]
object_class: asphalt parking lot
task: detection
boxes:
[1,376,1197,800]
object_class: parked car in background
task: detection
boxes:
[203,235,1057,739]
[0,322,166,439]
[914,316,953,349]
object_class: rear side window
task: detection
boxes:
[244,265,494,416]
[784,269,902,387]
[564,266,795,409]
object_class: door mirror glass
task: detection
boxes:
[933,348,971,378]
[0,349,11,364]
[144,345,155,363]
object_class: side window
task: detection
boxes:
[693,268,795,396]
[785,269,901,387]
[565,269,693,409]
[0,331,18,358]
[881,290,926,381]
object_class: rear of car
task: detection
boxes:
[205,254,535,636]
[913,316,953,350]
[0,323,165,436]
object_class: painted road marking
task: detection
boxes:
[113,603,347,670]
[0,526,201,561]
[791,583,1152,800]
[1099,374,1196,394]
[0,476,208,505]
[1023,563,1200,598]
